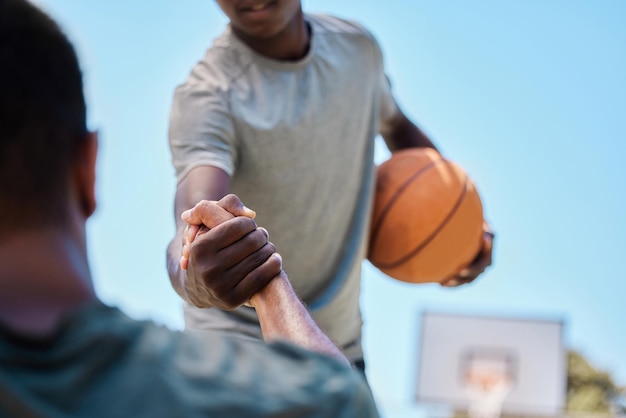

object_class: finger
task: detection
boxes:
[483,221,494,237]
[441,232,494,287]
[218,194,256,219]
[442,266,477,287]
[440,278,459,287]
[215,228,270,268]
[181,200,235,229]
[461,233,494,274]
[183,224,201,248]
[185,219,262,303]
[201,243,279,309]
[460,264,481,282]
[231,252,283,307]
[190,217,258,258]
[482,231,494,256]
[469,234,493,272]
[226,241,277,281]
[441,274,474,287]
[180,255,189,271]
[180,224,201,271]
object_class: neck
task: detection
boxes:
[234,10,310,61]
[0,228,96,336]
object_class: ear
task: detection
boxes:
[74,131,98,218]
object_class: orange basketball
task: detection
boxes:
[367,148,484,284]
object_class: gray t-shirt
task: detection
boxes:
[169,14,399,361]
[0,303,379,417]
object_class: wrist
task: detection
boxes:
[248,272,292,310]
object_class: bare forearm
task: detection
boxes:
[250,274,349,365]
[383,111,438,152]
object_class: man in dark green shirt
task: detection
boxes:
[0,1,378,416]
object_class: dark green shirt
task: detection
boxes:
[0,303,378,417]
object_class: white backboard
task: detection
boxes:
[415,312,566,417]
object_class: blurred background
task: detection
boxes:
[33,1,625,416]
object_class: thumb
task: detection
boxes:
[181,200,235,229]
[218,194,256,218]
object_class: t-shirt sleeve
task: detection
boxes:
[371,37,401,137]
[168,83,236,183]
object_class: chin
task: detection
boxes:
[237,22,286,40]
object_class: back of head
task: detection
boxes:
[0,0,87,236]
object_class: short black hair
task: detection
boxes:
[0,0,88,234]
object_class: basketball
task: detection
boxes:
[367,148,484,284]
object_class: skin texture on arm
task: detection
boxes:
[248,271,349,365]
[382,109,495,287]
[380,108,438,152]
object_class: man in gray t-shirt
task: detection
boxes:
[167,0,494,366]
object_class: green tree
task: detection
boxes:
[567,349,626,416]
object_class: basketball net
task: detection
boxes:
[464,366,513,418]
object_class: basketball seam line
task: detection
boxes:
[375,176,469,270]
[370,157,445,257]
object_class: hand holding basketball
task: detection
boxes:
[441,222,494,287]
[368,148,492,284]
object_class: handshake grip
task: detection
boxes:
[179,194,283,310]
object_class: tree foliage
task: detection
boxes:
[567,349,626,416]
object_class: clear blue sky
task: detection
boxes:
[35,1,626,416]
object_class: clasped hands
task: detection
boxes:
[179,194,283,310]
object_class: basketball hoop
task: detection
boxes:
[462,350,516,418]
[415,314,565,418]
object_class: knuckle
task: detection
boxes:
[241,216,257,229]
[257,227,269,241]
[266,256,282,276]
[196,200,210,210]
[249,243,274,268]
[242,268,269,293]
[232,216,257,234]
[226,290,246,309]
[248,228,268,248]
[197,199,218,213]
[222,194,240,206]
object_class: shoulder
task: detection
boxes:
[307,14,379,47]
[68,310,378,417]
[307,14,374,38]
[172,28,252,102]
[307,14,384,66]
[172,333,379,416]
